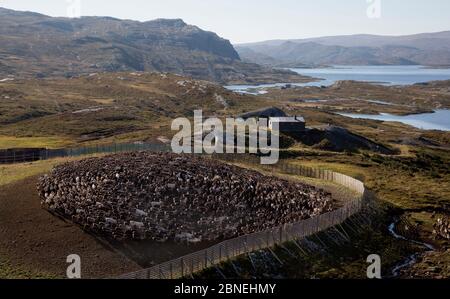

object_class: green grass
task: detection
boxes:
[0,154,107,187]
[287,150,449,210]
[289,160,367,181]
[0,158,68,187]
[0,257,59,279]
[0,135,72,149]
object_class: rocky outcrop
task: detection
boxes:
[433,215,450,240]
[239,107,287,119]
[37,152,333,242]
[292,125,398,154]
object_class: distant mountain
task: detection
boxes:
[233,47,280,67]
[0,7,306,84]
[236,32,450,67]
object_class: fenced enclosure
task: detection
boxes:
[0,148,46,164]
[0,142,170,164]
[119,154,366,279]
[1,141,366,279]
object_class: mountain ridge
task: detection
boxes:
[0,7,308,84]
[236,31,450,67]
[237,31,450,47]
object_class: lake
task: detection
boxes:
[337,109,450,131]
[225,65,450,94]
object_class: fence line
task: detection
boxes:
[119,154,366,279]
[1,142,366,279]
[0,142,171,164]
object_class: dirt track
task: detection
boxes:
[0,176,141,278]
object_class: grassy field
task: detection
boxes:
[0,158,71,187]
[2,74,448,152]
[0,257,58,279]
[0,136,72,149]
[0,73,270,147]
[288,149,450,210]
[0,154,107,187]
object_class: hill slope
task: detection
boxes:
[0,8,307,84]
[236,31,450,67]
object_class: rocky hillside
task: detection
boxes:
[0,8,307,84]
[236,31,450,67]
[0,72,250,143]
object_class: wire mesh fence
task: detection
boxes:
[1,141,366,279]
[119,154,366,279]
[0,142,171,164]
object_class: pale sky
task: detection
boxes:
[1,0,449,44]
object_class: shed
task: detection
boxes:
[269,116,306,132]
